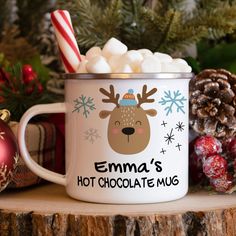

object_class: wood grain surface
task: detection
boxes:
[0,184,236,236]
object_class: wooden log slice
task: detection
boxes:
[0,184,235,236]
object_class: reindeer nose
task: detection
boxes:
[122,127,135,135]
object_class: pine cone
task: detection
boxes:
[190,69,236,138]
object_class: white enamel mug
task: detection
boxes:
[18,73,192,204]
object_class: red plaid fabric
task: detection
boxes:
[8,120,65,188]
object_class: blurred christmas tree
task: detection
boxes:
[57,0,236,56]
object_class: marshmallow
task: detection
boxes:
[171,59,192,73]
[108,55,122,71]
[122,50,143,71]
[76,60,88,73]
[172,58,188,65]
[161,62,182,72]
[138,49,153,57]
[86,56,111,73]
[154,52,172,63]
[76,37,192,74]
[85,46,102,60]
[184,65,192,72]
[102,37,128,58]
[140,55,161,73]
[114,64,133,73]
[177,64,192,72]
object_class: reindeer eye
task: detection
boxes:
[135,121,142,126]
[115,121,120,126]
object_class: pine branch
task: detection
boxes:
[155,9,179,51]
[74,0,122,52]
[151,0,186,14]
[193,2,236,39]
[195,0,225,10]
[90,0,113,7]
[121,0,147,49]
[56,0,78,16]
[142,1,236,52]
[167,0,188,10]
[58,0,236,53]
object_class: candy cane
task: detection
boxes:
[51,10,81,73]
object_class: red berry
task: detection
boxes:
[22,65,37,84]
[189,137,198,154]
[189,152,205,184]
[0,68,10,83]
[194,135,222,158]
[25,82,43,95]
[25,85,34,95]
[227,138,236,158]
[190,152,203,169]
[202,154,227,179]
[23,74,37,84]
[36,82,43,94]
[210,173,233,193]
[22,64,34,76]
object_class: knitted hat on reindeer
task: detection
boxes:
[119,89,137,106]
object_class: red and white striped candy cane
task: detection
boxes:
[51,10,82,73]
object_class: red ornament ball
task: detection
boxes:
[0,119,19,191]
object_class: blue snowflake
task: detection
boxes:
[73,95,96,118]
[159,90,187,116]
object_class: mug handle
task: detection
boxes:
[18,103,66,186]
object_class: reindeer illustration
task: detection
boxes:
[99,85,157,154]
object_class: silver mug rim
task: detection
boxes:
[62,73,193,80]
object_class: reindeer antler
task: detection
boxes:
[137,85,157,107]
[99,85,120,107]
